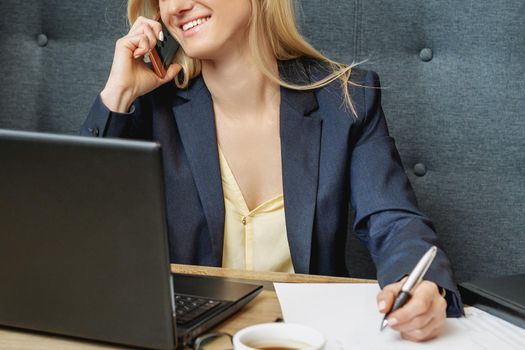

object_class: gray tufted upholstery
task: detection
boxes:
[1,0,524,282]
[0,1,128,132]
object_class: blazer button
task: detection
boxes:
[88,127,100,137]
[414,163,427,177]
[37,33,48,47]
[419,48,433,62]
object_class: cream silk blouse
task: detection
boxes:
[218,147,294,273]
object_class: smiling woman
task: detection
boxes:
[81,0,465,343]
[128,0,357,111]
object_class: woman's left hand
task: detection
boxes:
[376,278,447,342]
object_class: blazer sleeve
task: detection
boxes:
[349,70,464,317]
[80,94,152,140]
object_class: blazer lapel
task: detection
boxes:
[280,85,322,274]
[171,77,224,266]
[170,60,323,272]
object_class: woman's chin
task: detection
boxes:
[180,40,235,62]
[180,47,219,61]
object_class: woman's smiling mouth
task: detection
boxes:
[181,16,211,32]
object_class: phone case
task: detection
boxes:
[149,22,180,78]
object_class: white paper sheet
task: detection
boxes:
[274,283,525,350]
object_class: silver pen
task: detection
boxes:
[380,245,438,331]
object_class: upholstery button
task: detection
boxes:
[37,33,48,47]
[414,163,427,177]
[419,48,433,62]
[88,127,100,137]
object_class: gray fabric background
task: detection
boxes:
[1,0,524,282]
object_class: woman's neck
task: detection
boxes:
[201,50,280,121]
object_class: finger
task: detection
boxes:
[376,289,396,314]
[393,311,434,333]
[398,288,447,332]
[387,281,436,325]
[117,33,147,52]
[133,37,151,58]
[145,63,182,90]
[376,277,406,313]
[129,16,163,38]
[401,318,443,342]
[163,64,182,82]
[155,63,183,85]
[121,33,152,58]
[142,23,159,50]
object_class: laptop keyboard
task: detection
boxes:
[174,294,223,326]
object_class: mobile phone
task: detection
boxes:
[149,21,180,78]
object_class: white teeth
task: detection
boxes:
[182,16,210,31]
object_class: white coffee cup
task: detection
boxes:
[233,322,325,350]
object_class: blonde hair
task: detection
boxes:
[127,0,359,115]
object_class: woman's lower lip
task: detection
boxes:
[181,19,209,38]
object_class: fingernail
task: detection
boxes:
[388,318,398,326]
[159,31,164,42]
[133,54,140,59]
[378,300,386,312]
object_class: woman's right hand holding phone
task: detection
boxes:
[100,16,181,113]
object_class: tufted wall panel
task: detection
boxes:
[1,0,524,281]
[299,0,525,281]
[0,0,128,132]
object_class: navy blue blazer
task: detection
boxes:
[81,59,463,316]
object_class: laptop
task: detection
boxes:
[459,274,525,329]
[0,128,262,349]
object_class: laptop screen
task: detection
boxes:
[0,129,176,349]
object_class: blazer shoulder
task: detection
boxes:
[332,68,382,124]
[348,68,381,87]
[312,66,382,123]
[279,57,381,92]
